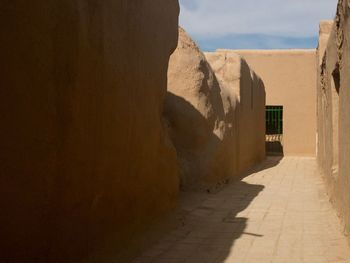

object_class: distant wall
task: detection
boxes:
[0,1,179,262]
[219,49,317,156]
[317,0,350,241]
[206,52,266,174]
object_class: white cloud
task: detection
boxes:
[179,0,338,38]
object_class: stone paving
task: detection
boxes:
[133,157,350,263]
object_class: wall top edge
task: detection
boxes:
[216,49,316,54]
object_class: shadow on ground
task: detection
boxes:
[133,158,281,263]
[266,141,284,156]
[239,156,283,178]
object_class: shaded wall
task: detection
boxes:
[219,49,317,156]
[0,1,179,262]
[317,0,350,241]
[205,52,266,174]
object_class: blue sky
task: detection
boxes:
[179,0,338,51]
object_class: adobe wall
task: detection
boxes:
[166,28,265,191]
[205,52,266,174]
[217,49,317,156]
[317,0,350,241]
[318,21,334,66]
[317,21,333,174]
[166,28,235,191]
[0,1,179,262]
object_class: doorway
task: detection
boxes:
[266,106,283,155]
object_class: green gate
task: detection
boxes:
[266,106,283,155]
[266,106,283,135]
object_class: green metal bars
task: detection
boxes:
[266,106,283,135]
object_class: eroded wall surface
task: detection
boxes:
[318,0,350,241]
[165,28,235,191]
[0,1,179,262]
[318,21,334,66]
[317,21,333,173]
[219,49,317,156]
[205,52,266,174]
[165,29,266,191]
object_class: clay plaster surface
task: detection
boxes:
[0,1,180,262]
[317,0,350,245]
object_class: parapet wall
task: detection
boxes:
[0,1,180,262]
[317,0,350,241]
[219,49,317,156]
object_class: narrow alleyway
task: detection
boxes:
[134,157,350,263]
